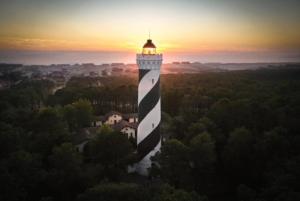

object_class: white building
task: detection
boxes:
[112,120,137,139]
[90,111,138,139]
[104,111,123,125]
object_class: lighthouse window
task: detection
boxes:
[152,123,154,128]
[152,79,154,84]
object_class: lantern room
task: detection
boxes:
[142,39,156,55]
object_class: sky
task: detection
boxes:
[0,0,300,63]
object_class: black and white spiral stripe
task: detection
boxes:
[137,69,161,161]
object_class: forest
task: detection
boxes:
[0,66,300,201]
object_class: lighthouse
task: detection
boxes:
[136,38,162,175]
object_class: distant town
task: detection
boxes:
[1,62,298,91]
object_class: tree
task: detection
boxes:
[62,99,93,130]
[46,143,85,201]
[84,128,134,181]
[186,117,217,142]
[71,99,93,128]
[0,122,21,159]
[160,112,173,141]
[169,116,186,140]
[77,182,142,201]
[237,184,256,201]
[208,98,232,133]
[61,104,77,131]
[190,132,216,191]
[30,108,70,158]
[162,89,183,115]
[78,183,208,201]
[222,127,256,187]
[96,124,113,135]
[0,151,45,201]
[153,139,192,188]
[152,184,208,201]
[261,127,290,163]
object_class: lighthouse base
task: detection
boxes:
[128,141,161,176]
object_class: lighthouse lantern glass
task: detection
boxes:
[143,47,156,54]
[142,39,156,55]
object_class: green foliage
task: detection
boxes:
[222,128,256,185]
[186,118,217,142]
[190,132,216,173]
[1,67,300,201]
[237,184,256,201]
[153,139,192,188]
[96,124,114,134]
[78,182,142,201]
[49,143,82,173]
[62,99,93,130]
[30,107,70,157]
[0,122,21,159]
[78,183,207,201]
[189,132,217,192]
[0,151,45,201]
[46,143,85,201]
[169,115,186,140]
[0,80,54,126]
[48,76,137,113]
[71,99,93,128]
[152,184,207,201]
[154,133,217,192]
[84,128,134,181]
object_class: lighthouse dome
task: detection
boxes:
[143,39,156,48]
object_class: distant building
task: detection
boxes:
[111,63,124,66]
[0,80,11,90]
[123,113,138,123]
[104,111,123,125]
[111,120,137,139]
[111,67,124,75]
[91,111,139,139]
[181,61,190,65]
[89,71,99,77]
[74,111,138,153]
[47,71,66,86]
[92,116,105,127]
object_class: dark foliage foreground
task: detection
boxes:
[0,66,299,201]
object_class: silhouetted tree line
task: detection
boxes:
[48,76,138,114]
[0,66,300,201]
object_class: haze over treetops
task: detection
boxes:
[0,0,300,63]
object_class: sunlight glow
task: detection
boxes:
[0,0,299,55]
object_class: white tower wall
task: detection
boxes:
[135,53,162,175]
